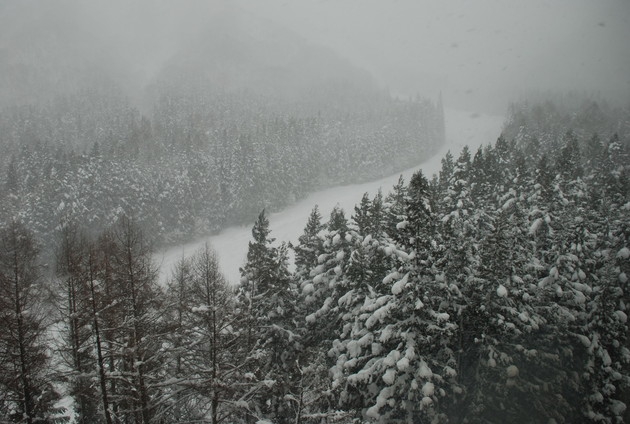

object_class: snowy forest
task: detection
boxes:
[2,97,630,423]
[0,84,444,250]
[2,0,630,423]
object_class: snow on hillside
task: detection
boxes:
[156,108,504,284]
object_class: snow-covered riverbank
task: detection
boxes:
[156,108,504,284]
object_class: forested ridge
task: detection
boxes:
[1,99,629,423]
[0,84,444,252]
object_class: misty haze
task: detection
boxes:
[0,1,629,423]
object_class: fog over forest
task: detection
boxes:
[241,0,630,111]
[0,1,629,424]
[1,0,628,111]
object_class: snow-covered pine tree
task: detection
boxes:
[384,176,408,245]
[330,172,458,422]
[238,210,301,422]
[294,205,325,279]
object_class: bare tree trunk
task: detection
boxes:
[88,248,114,424]
[14,261,34,424]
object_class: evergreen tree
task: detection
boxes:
[384,176,408,244]
[239,210,300,422]
[438,150,455,192]
[294,205,324,278]
[557,130,583,183]
[536,154,555,203]
[405,170,438,264]
[330,178,456,422]
[353,193,373,236]
[5,156,19,194]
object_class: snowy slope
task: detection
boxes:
[156,108,504,284]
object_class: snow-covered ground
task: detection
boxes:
[156,108,504,284]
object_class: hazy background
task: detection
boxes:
[1,0,628,113]
[240,0,630,112]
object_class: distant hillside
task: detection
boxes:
[0,2,445,252]
[0,0,375,112]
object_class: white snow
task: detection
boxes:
[347,340,360,358]
[383,270,400,285]
[396,220,409,230]
[614,310,628,323]
[156,108,504,284]
[501,198,515,210]
[497,284,508,298]
[418,360,433,378]
[366,303,393,329]
[506,365,519,378]
[529,217,544,235]
[422,381,435,397]
[365,405,380,420]
[577,334,592,347]
[191,305,209,313]
[435,312,450,322]
[383,350,401,367]
[617,247,630,259]
[391,272,410,295]
[396,357,410,371]
[610,400,627,416]
[382,368,396,385]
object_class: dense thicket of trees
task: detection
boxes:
[0,85,444,254]
[288,100,630,423]
[1,99,629,423]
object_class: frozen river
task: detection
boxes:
[156,108,504,284]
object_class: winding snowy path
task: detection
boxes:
[156,108,504,284]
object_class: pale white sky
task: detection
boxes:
[1,0,628,112]
[237,0,630,111]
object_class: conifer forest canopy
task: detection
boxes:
[0,1,629,423]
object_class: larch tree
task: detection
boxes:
[54,223,99,423]
[0,221,66,423]
[106,216,167,423]
[167,244,245,423]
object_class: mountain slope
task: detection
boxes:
[0,0,374,110]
